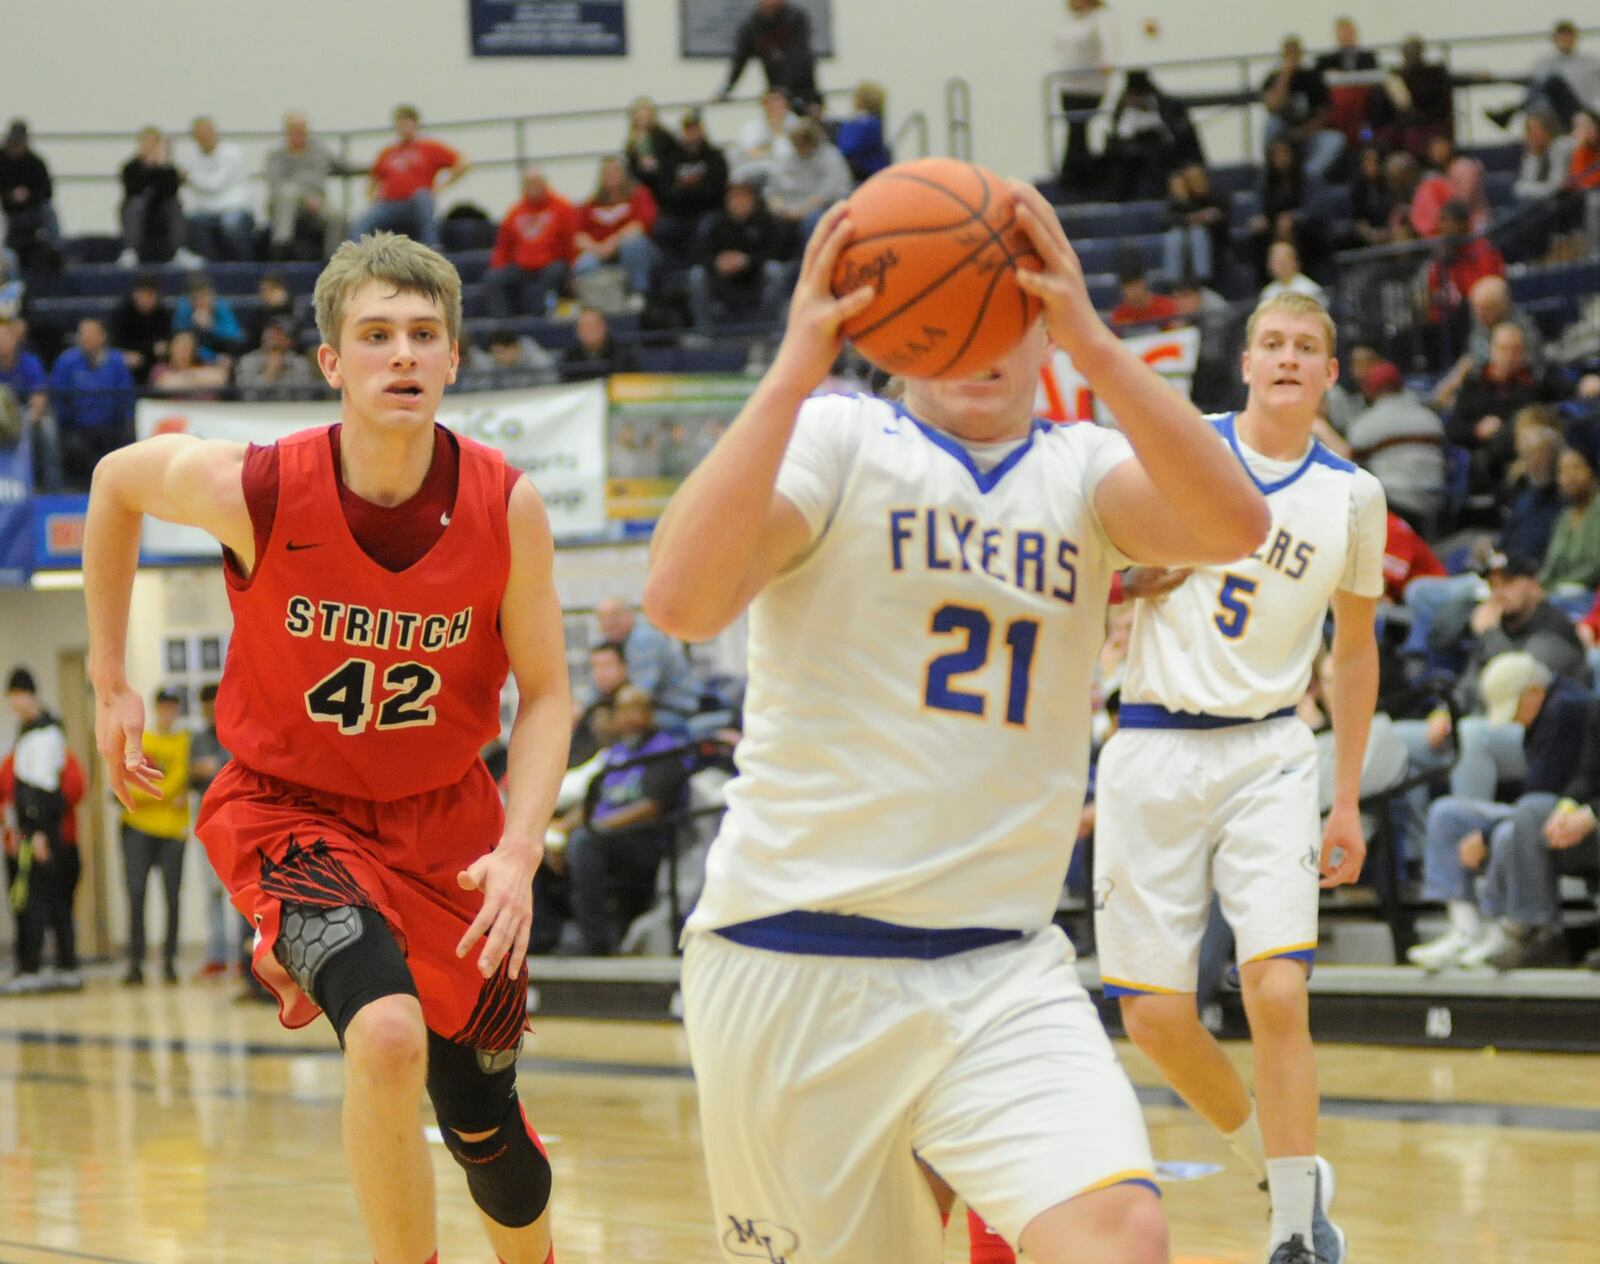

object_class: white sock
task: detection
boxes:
[1266,1155,1318,1248]
[1447,901,1482,937]
[1222,1104,1267,1184]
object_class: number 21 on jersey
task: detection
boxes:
[922,603,1040,726]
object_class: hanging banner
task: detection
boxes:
[0,432,34,585]
[1036,325,1201,423]
[134,381,608,557]
[469,0,628,57]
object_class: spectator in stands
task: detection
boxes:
[559,307,637,382]
[50,318,133,488]
[1480,694,1600,970]
[0,318,57,491]
[119,686,191,985]
[1162,164,1226,285]
[574,156,661,306]
[1538,446,1600,594]
[1389,35,1456,160]
[0,252,21,323]
[1516,107,1579,206]
[109,272,172,384]
[595,597,699,721]
[244,272,301,351]
[264,111,341,261]
[1246,137,1309,280]
[1413,154,1490,237]
[731,89,801,185]
[1503,410,1570,562]
[1259,241,1327,304]
[1379,150,1423,241]
[689,178,792,332]
[118,127,197,268]
[623,98,681,202]
[716,0,820,110]
[1488,20,1600,132]
[1052,0,1120,196]
[1348,359,1447,531]
[462,328,557,389]
[149,330,229,397]
[173,272,245,361]
[1316,17,1383,145]
[1101,68,1200,201]
[1348,145,1398,246]
[1261,35,1344,185]
[1315,16,1377,74]
[349,105,466,248]
[174,116,255,262]
[0,121,61,273]
[1382,509,1446,606]
[1439,551,1591,694]
[1408,651,1593,969]
[1454,322,1563,491]
[1424,201,1506,365]
[834,82,893,184]
[570,641,630,768]
[1109,264,1180,328]
[234,319,314,400]
[486,168,578,318]
[655,109,730,260]
[1433,276,1546,408]
[766,120,853,241]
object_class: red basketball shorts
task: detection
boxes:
[196,758,528,1049]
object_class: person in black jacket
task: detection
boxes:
[119,128,190,267]
[1451,323,1567,493]
[0,121,61,271]
[716,0,819,110]
[108,272,172,383]
[687,179,794,331]
[654,109,731,262]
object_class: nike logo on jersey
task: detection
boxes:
[440,511,452,526]
[286,541,321,552]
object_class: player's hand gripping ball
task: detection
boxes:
[830,158,1043,379]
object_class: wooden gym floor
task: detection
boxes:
[0,970,1593,1263]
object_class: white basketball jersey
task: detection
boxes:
[1120,413,1387,718]
[688,395,1134,933]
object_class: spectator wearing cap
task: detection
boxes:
[716,0,820,110]
[487,168,578,318]
[1347,360,1447,532]
[234,319,314,400]
[349,105,467,248]
[655,109,730,260]
[49,318,134,489]
[0,120,61,271]
[834,82,893,183]
[574,156,661,304]
[1538,446,1600,593]
[119,687,192,986]
[765,120,853,241]
[173,273,245,361]
[689,178,794,332]
[264,112,342,261]
[1453,322,1565,493]
[1109,266,1181,328]
[108,272,172,383]
[1440,551,1590,694]
[0,318,57,491]
[173,116,255,262]
[1407,651,1594,970]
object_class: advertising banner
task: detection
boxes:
[469,0,627,56]
[1036,325,1201,424]
[0,433,33,585]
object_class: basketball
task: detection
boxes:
[830,158,1044,380]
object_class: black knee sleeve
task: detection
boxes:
[273,903,417,1043]
[426,1031,551,1228]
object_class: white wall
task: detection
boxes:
[11,1,1582,237]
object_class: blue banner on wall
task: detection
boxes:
[0,435,34,586]
[469,0,627,57]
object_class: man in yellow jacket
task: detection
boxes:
[121,687,190,984]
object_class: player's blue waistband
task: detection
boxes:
[1118,703,1297,731]
[714,910,1025,960]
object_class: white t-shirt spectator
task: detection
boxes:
[174,138,253,215]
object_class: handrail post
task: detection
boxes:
[339,132,354,224]
[1239,56,1254,162]
[513,118,528,177]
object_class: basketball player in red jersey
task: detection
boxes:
[83,233,570,1264]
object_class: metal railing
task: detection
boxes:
[946,78,973,162]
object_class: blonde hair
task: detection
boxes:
[854,82,887,118]
[313,232,462,349]
[1245,291,1336,356]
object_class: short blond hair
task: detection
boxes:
[313,232,462,349]
[1245,291,1336,356]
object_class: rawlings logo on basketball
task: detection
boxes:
[836,248,899,296]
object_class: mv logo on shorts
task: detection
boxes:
[1093,877,1115,911]
[1300,844,1321,875]
[723,1215,800,1262]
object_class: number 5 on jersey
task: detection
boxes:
[1214,573,1257,639]
[306,658,441,734]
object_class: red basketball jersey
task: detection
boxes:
[217,426,511,802]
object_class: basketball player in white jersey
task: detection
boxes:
[645,185,1270,1263]
[1094,292,1385,1264]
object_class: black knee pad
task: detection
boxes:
[273,903,417,1043]
[426,1031,551,1228]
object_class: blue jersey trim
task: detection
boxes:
[715,910,1025,959]
[1119,703,1297,731]
[895,404,1050,495]
[1213,412,1353,493]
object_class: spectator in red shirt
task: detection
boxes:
[1568,108,1600,190]
[574,156,660,305]
[1424,201,1505,353]
[1382,510,1446,604]
[487,168,578,318]
[349,105,466,247]
[1109,267,1181,329]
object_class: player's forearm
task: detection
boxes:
[645,373,808,636]
[84,451,149,691]
[1076,331,1268,556]
[1327,634,1378,810]
[498,687,571,859]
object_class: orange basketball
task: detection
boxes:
[830,158,1044,380]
